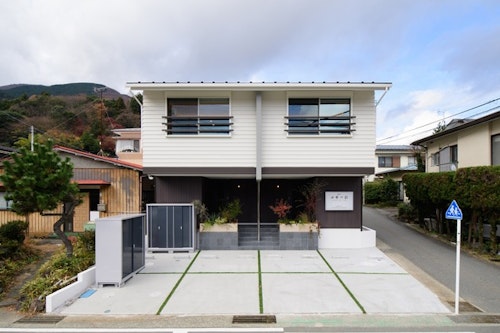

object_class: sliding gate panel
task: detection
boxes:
[147,204,195,251]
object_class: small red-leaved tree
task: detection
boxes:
[0,141,80,257]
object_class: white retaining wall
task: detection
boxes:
[318,227,376,249]
[46,266,96,313]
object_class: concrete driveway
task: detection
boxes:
[57,248,450,316]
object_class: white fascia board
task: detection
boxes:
[126,82,392,92]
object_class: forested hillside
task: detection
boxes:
[0,83,141,156]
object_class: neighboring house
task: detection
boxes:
[126,81,391,248]
[0,146,143,235]
[411,111,500,172]
[372,145,423,200]
[112,128,143,166]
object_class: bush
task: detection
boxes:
[364,178,399,205]
[18,232,95,313]
[0,220,29,258]
[0,220,29,243]
[398,202,417,222]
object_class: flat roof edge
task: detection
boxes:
[126,81,392,91]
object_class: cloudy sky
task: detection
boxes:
[1,0,499,144]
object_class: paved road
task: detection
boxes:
[363,206,500,313]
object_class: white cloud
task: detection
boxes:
[1,0,499,143]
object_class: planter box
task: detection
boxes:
[200,223,238,232]
[199,223,238,250]
[279,223,318,250]
[279,223,318,233]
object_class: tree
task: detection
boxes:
[129,93,142,114]
[0,140,81,257]
[433,120,447,134]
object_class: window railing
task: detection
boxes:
[162,116,233,135]
[285,115,355,135]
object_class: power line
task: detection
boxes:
[376,97,500,144]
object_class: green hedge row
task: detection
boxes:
[402,166,500,254]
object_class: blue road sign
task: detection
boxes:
[445,200,463,220]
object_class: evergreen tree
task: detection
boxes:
[0,140,80,257]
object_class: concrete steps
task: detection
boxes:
[238,224,279,250]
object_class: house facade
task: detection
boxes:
[126,81,391,248]
[0,146,143,235]
[372,145,423,200]
[411,111,500,172]
[112,128,143,166]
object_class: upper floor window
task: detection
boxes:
[117,139,140,152]
[164,98,232,135]
[407,156,417,166]
[434,145,458,171]
[492,134,500,166]
[378,156,393,167]
[286,98,353,135]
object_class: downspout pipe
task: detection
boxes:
[256,92,262,241]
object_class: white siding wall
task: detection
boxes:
[142,89,376,169]
[142,91,256,168]
[262,90,375,168]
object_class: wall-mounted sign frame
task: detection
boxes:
[325,191,353,211]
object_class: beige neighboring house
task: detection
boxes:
[372,145,423,200]
[112,128,143,166]
[411,111,500,172]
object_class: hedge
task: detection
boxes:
[402,166,500,255]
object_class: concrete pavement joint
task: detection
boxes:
[316,250,366,314]
[156,250,201,315]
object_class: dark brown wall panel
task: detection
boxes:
[316,177,362,229]
[156,177,203,203]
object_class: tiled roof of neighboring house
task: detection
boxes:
[74,179,111,185]
[412,110,500,146]
[0,145,17,160]
[53,146,142,171]
[375,145,420,152]
[112,128,140,135]
[375,165,418,176]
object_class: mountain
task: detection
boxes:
[0,82,140,155]
[0,83,128,100]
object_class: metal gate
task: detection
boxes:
[146,204,195,251]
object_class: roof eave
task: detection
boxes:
[126,81,392,91]
[411,110,500,146]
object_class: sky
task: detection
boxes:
[1,0,499,145]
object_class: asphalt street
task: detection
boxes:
[364,206,500,313]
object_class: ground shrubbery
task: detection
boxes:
[0,220,40,299]
[18,231,95,313]
[364,178,399,206]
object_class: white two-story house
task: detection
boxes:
[126,81,391,248]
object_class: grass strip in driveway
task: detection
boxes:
[258,250,263,314]
[317,250,366,314]
[155,250,201,315]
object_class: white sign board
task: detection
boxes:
[325,191,353,211]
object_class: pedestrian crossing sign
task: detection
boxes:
[445,200,463,220]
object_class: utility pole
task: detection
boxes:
[94,87,107,156]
